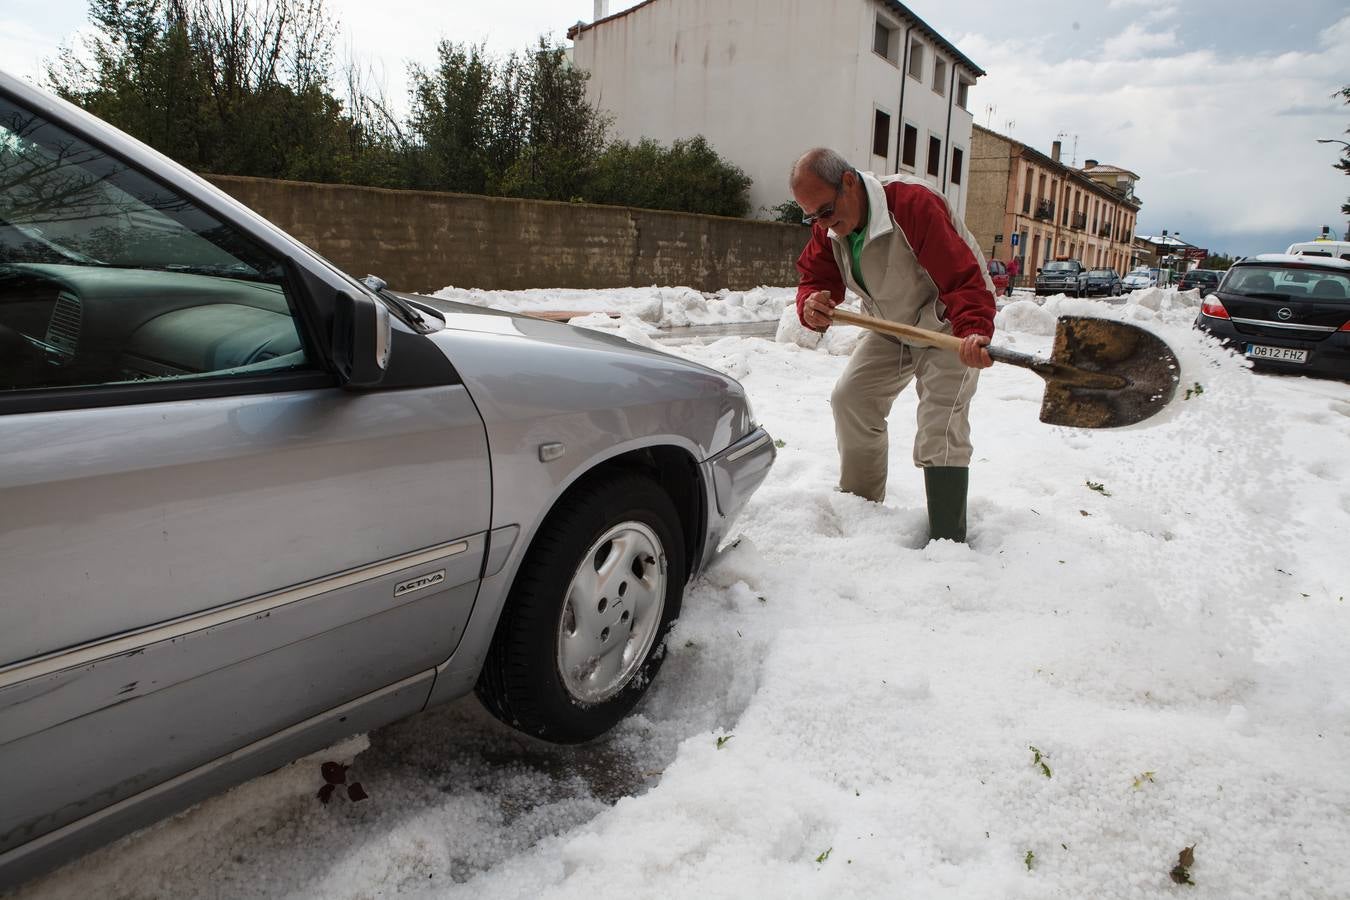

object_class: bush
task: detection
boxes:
[585,136,751,217]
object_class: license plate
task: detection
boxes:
[1246,344,1308,363]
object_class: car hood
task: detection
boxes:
[399,293,755,459]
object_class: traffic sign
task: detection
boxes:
[1011,233,1020,246]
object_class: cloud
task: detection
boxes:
[1101,23,1180,60]
[957,14,1350,251]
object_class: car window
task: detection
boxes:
[1087,270,1113,276]
[1043,262,1074,272]
[1224,265,1350,300]
[1,96,312,394]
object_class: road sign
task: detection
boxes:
[1011,233,1020,247]
[1183,248,1207,260]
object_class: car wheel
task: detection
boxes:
[476,472,686,743]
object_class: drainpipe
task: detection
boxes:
[941,61,956,189]
[895,25,911,173]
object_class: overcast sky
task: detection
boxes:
[2,0,1347,257]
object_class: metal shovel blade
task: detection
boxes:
[1037,316,1180,428]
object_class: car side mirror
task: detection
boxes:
[333,290,391,388]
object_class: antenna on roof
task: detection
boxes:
[984,104,996,128]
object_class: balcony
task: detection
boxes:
[1099,224,1112,239]
[1033,200,1054,221]
[1071,212,1087,231]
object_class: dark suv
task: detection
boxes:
[1194,254,1350,379]
[1035,259,1089,296]
[1178,269,1220,297]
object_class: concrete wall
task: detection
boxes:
[572,0,978,219]
[205,175,805,294]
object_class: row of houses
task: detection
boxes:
[567,0,1151,273]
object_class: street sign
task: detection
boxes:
[994,233,1003,243]
[1183,248,1207,260]
[1011,233,1020,246]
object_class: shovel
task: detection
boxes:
[829,308,1181,428]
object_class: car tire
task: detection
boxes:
[476,472,686,743]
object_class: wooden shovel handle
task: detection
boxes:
[829,308,964,353]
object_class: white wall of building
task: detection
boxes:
[572,0,978,219]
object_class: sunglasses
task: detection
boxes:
[801,183,844,226]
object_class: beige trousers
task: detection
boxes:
[831,332,980,502]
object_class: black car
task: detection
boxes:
[1178,269,1220,297]
[1194,254,1350,379]
[1083,268,1123,297]
[1035,259,1089,296]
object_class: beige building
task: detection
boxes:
[569,0,983,219]
[967,124,1142,275]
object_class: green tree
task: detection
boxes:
[47,0,375,183]
[497,39,609,201]
[1326,85,1350,217]
[1198,252,1235,271]
[407,41,496,193]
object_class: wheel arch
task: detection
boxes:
[537,443,707,582]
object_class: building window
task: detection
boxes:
[933,57,947,96]
[873,19,898,63]
[901,123,918,168]
[927,135,941,177]
[873,110,891,159]
[907,38,925,80]
[956,79,971,110]
[951,146,964,185]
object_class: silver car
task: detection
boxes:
[0,71,774,886]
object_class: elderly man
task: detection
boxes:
[792,147,996,543]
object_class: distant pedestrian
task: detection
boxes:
[790,147,997,543]
[1006,255,1021,294]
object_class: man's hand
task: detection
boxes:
[802,290,837,332]
[958,334,993,369]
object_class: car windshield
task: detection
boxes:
[1043,262,1074,272]
[1223,265,1350,301]
[1087,270,1113,277]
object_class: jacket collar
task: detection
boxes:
[827,170,893,244]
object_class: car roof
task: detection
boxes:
[1237,253,1350,271]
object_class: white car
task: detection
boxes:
[1121,270,1153,290]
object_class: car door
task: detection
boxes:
[0,89,490,853]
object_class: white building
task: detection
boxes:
[568,0,984,219]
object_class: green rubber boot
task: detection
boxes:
[924,466,969,543]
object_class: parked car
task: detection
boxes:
[987,258,1009,295]
[1286,239,1350,262]
[1193,253,1350,379]
[1121,267,1153,291]
[0,71,776,885]
[1034,259,1089,296]
[1083,268,1123,297]
[1177,269,1221,297]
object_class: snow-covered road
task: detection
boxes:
[18,287,1350,900]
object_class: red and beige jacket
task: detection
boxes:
[795,171,997,341]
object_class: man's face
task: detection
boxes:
[793,170,863,235]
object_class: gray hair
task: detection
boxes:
[790,148,851,189]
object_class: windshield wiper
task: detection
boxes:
[160,263,269,282]
[361,274,432,332]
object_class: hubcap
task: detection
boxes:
[557,521,666,704]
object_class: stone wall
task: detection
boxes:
[205,175,805,294]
